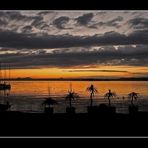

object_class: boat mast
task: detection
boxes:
[9,64,10,85]
[48,86,50,96]
[69,82,72,92]
[0,63,4,84]
[0,63,1,84]
[4,64,6,84]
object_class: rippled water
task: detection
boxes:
[0,81,148,113]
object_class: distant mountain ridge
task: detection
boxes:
[1,77,148,81]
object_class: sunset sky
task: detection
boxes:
[0,10,148,78]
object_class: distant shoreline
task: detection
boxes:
[1,78,148,81]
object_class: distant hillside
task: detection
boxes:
[1,77,148,81]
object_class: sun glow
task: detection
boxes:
[1,65,147,79]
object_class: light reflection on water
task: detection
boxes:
[0,81,148,113]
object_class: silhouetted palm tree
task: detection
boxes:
[42,87,57,113]
[86,84,98,107]
[42,97,57,108]
[65,90,79,108]
[128,92,139,106]
[65,83,79,108]
[104,89,116,106]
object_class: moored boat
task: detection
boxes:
[0,63,11,90]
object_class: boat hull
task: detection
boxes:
[0,84,11,90]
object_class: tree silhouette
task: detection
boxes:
[42,87,57,108]
[65,83,79,108]
[86,84,98,107]
[104,89,116,106]
[65,90,79,108]
[128,92,139,106]
[42,97,57,108]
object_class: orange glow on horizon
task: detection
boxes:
[0,66,147,79]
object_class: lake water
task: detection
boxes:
[0,81,148,113]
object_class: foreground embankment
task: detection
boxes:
[0,111,148,136]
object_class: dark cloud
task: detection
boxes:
[37,11,53,16]
[0,29,148,49]
[91,16,123,28]
[75,13,94,26]
[66,70,129,72]
[0,48,14,52]
[0,11,34,30]
[0,11,147,71]
[0,52,98,69]
[0,11,48,31]
[0,44,148,69]
[39,24,49,30]
[31,16,49,30]
[132,72,148,77]
[53,16,70,29]
[0,11,36,22]
[0,11,50,32]
[0,18,7,26]
[96,12,107,15]
[105,16,123,27]
[5,12,28,20]
[128,17,148,29]
[21,26,32,34]
[31,16,43,26]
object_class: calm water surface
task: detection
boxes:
[0,81,148,113]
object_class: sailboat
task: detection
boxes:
[0,63,11,90]
[0,63,11,112]
[0,101,11,112]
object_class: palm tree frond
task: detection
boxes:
[65,91,79,100]
[86,85,98,93]
[104,93,109,98]
[128,92,139,105]
[86,87,91,92]
[42,98,57,106]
